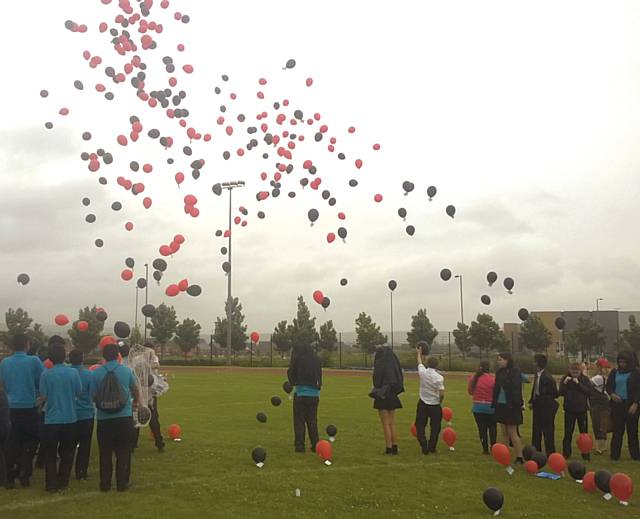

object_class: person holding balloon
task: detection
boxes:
[559,362,592,460]
[606,350,640,461]
[414,345,445,455]
[492,352,524,463]
[467,361,496,454]
[589,358,611,454]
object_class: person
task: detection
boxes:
[33,344,50,469]
[69,349,95,480]
[606,350,640,461]
[144,342,165,452]
[589,358,611,454]
[0,334,44,488]
[529,354,559,456]
[287,345,322,453]
[370,345,404,455]
[0,383,9,487]
[38,339,82,492]
[559,362,591,460]
[492,352,524,463]
[415,346,444,455]
[90,344,141,492]
[467,361,496,454]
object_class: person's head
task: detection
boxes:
[68,349,83,366]
[12,334,30,352]
[49,343,66,365]
[533,354,547,370]
[36,345,49,362]
[48,335,66,349]
[471,361,491,392]
[144,341,155,350]
[596,357,611,375]
[426,357,438,369]
[568,362,581,378]
[617,350,633,373]
[103,343,119,362]
[27,343,39,356]
[119,343,130,358]
[497,352,513,370]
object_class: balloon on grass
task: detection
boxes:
[583,472,597,492]
[595,470,612,496]
[610,473,633,504]
[576,433,593,455]
[326,424,338,441]
[256,412,267,423]
[168,423,182,441]
[252,447,266,467]
[270,396,282,407]
[316,440,332,464]
[442,427,456,450]
[522,445,536,461]
[568,461,586,482]
[491,443,511,467]
[283,381,293,394]
[532,451,547,470]
[482,488,504,514]
[548,453,566,474]
[524,460,538,475]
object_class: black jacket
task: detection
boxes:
[529,369,559,408]
[0,387,9,439]
[287,346,322,390]
[370,347,404,399]
[558,373,591,414]
[493,367,523,409]
[606,368,640,405]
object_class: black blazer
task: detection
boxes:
[287,346,322,390]
[558,373,591,414]
[606,368,640,405]
[371,347,404,398]
[493,367,524,409]
[529,369,559,407]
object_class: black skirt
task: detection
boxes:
[373,394,403,410]
[494,403,522,426]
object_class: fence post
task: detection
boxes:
[270,334,273,367]
[339,332,342,369]
[448,332,451,370]
[209,334,213,366]
[250,341,253,367]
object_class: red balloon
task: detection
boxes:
[175,172,184,185]
[54,314,69,326]
[374,194,383,203]
[442,407,453,422]
[189,207,200,218]
[117,134,128,146]
[99,336,117,350]
[442,427,456,448]
[174,234,185,244]
[548,453,567,474]
[159,245,172,256]
[165,284,180,297]
[143,197,152,209]
[250,332,260,344]
[611,473,633,502]
[77,320,89,332]
[168,423,181,440]
[410,423,417,438]
[316,440,332,462]
[313,290,324,305]
[178,279,189,292]
[583,472,597,492]
[121,269,134,281]
[338,212,346,220]
[184,194,197,206]
[125,222,134,231]
[234,216,241,225]
[373,143,381,150]
[169,241,180,254]
[576,433,593,455]
[355,159,363,169]
[491,443,511,467]
[326,233,335,244]
[183,64,194,74]
[525,460,538,474]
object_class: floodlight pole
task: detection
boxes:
[144,263,149,342]
[455,274,464,325]
[134,287,139,330]
[390,290,394,350]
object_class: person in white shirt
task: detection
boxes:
[414,346,445,454]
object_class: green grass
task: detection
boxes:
[0,368,638,518]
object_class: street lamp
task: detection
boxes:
[595,298,603,312]
[221,180,245,366]
[454,274,464,325]
[143,263,149,342]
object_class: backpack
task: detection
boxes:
[94,366,127,413]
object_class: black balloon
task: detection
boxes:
[427,185,437,200]
[388,280,397,291]
[96,310,108,321]
[17,273,30,286]
[212,183,222,196]
[487,271,498,286]
[153,271,162,283]
[257,211,265,219]
[555,317,566,330]
[567,461,586,481]
[98,177,107,185]
[221,247,228,255]
[337,227,347,240]
[326,424,338,437]
[504,277,515,292]
[283,381,293,394]
[125,257,135,268]
[340,278,348,286]
[85,214,96,223]
[518,308,529,321]
[446,205,456,218]
[349,179,358,187]
[440,269,452,281]
[94,239,104,248]
[322,297,330,309]
[398,208,407,219]
[482,488,504,513]
[532,451,547,470]
[111,202,122,211]
[141,304,156,318]
[285,59,296,69]
[152,259,167,272]
[256,412,267,423]
[215,230,223,237]
[308,209,319,224]
[114,321,131,339]
[251,447,266,464]
[186,284,202,297]
[270,396,281,407]
[82,197,90,206]
[405,225,415,236]
[522,445,536,462]
[74,80,83,90]
[481,295,491,305]
[402,181,414,194]
[594,470,611,493]
[222,261,231,273]
[136,278,147,289]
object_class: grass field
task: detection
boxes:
[0,367,638,518]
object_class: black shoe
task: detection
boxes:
[515,457,524,465]
[391,445,399,455]
[385,447,393,455]
[117,484,130,492]
[157,445,165,453]
[295,447,305,453]
[19,477,30,488]
[482,449,490,455]
[421,445,430,455]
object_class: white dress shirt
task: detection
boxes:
[418,364,444,405]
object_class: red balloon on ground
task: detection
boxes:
[168,423,182,440]
[548,453,567,474]
[583,472,597,492]
[525,460,538,474]
[442,427,456,448]
[610,473,633,502]
[54,314,69,326]
[442,407,453,422]
[316,440,332,462]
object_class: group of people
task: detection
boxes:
[0,334,165,493]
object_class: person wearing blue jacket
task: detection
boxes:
[0,385,9,487]
[69,349,95,480]
[0,333,44,488]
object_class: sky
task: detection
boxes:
[1,0,640,339]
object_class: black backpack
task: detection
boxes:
[94,366,127,413]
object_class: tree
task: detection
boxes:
[1,308,34,346]
[406,308,438,348]
[565,317,605,360]
[289,296,317,350]
[619,315,640,353]
[175,318,202,359]
[318,321,338,352]
[519,315,552,353]
[149,303,178,357]
[130,325,144,346]
[453,321,473,357]
[67,306,105,354]
[213,297,248,353]
[272,320,292,356]
[355,312,387,354]
[469,314,509,357]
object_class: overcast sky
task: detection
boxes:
[1,1,640,339]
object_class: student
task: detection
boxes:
[69,349,95,480]
[0,384,9,487]
[39,339,82,492]
[144,342,165,452]
[590,358,611,454]
[370,345,404,455]
[467,361,496,454]
[529,354,559,456]
[91,344,140,492]
[492,352,524,463]
[287,345,322,453]
[415,347,445,455]
[0,333,44,488]
[606,350,640,461]
[559,362,591,460]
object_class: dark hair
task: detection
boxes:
[470,361,491,393]
[533,354,547,369]
[13,334,29,352]
[49,344,66,365]
[119,344,131,358]
[48,335,66,348]
[498,352,514,369]
[426,357,438,369]
[103,344,119,362]
[144,341,155,349]
[37,346,49,362]
[68,349,84,366]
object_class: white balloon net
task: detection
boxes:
[128,345,154,428]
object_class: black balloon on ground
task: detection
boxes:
[594,470,611,493]
[532,451,547,470]
[522,445,536,461]
[482,488,504,513]
[283,381,293,394]
[568,461,586,481]
[252,447,266,464]
[256,412,267,423]
[270,396,281,407]
[326,424,338,437]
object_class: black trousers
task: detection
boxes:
[42,423,76,491]
[5,408,39,484]
[610,400,640,460]
[74,418,94,479]
[562,411,588,458]
[473,412,497,452]
[0,427,8,486]
[97,417,134,491]
[415,401,442,452]
[35,411,46,468]
[532,401,558,456]
[293,396,319,451]
[132,397,165,451]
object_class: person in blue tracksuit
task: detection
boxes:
[69,349,95,480]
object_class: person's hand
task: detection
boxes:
[564,377,571,384]
[573,378,579,384]
[629,403,638,415]
[611,393,622,403]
